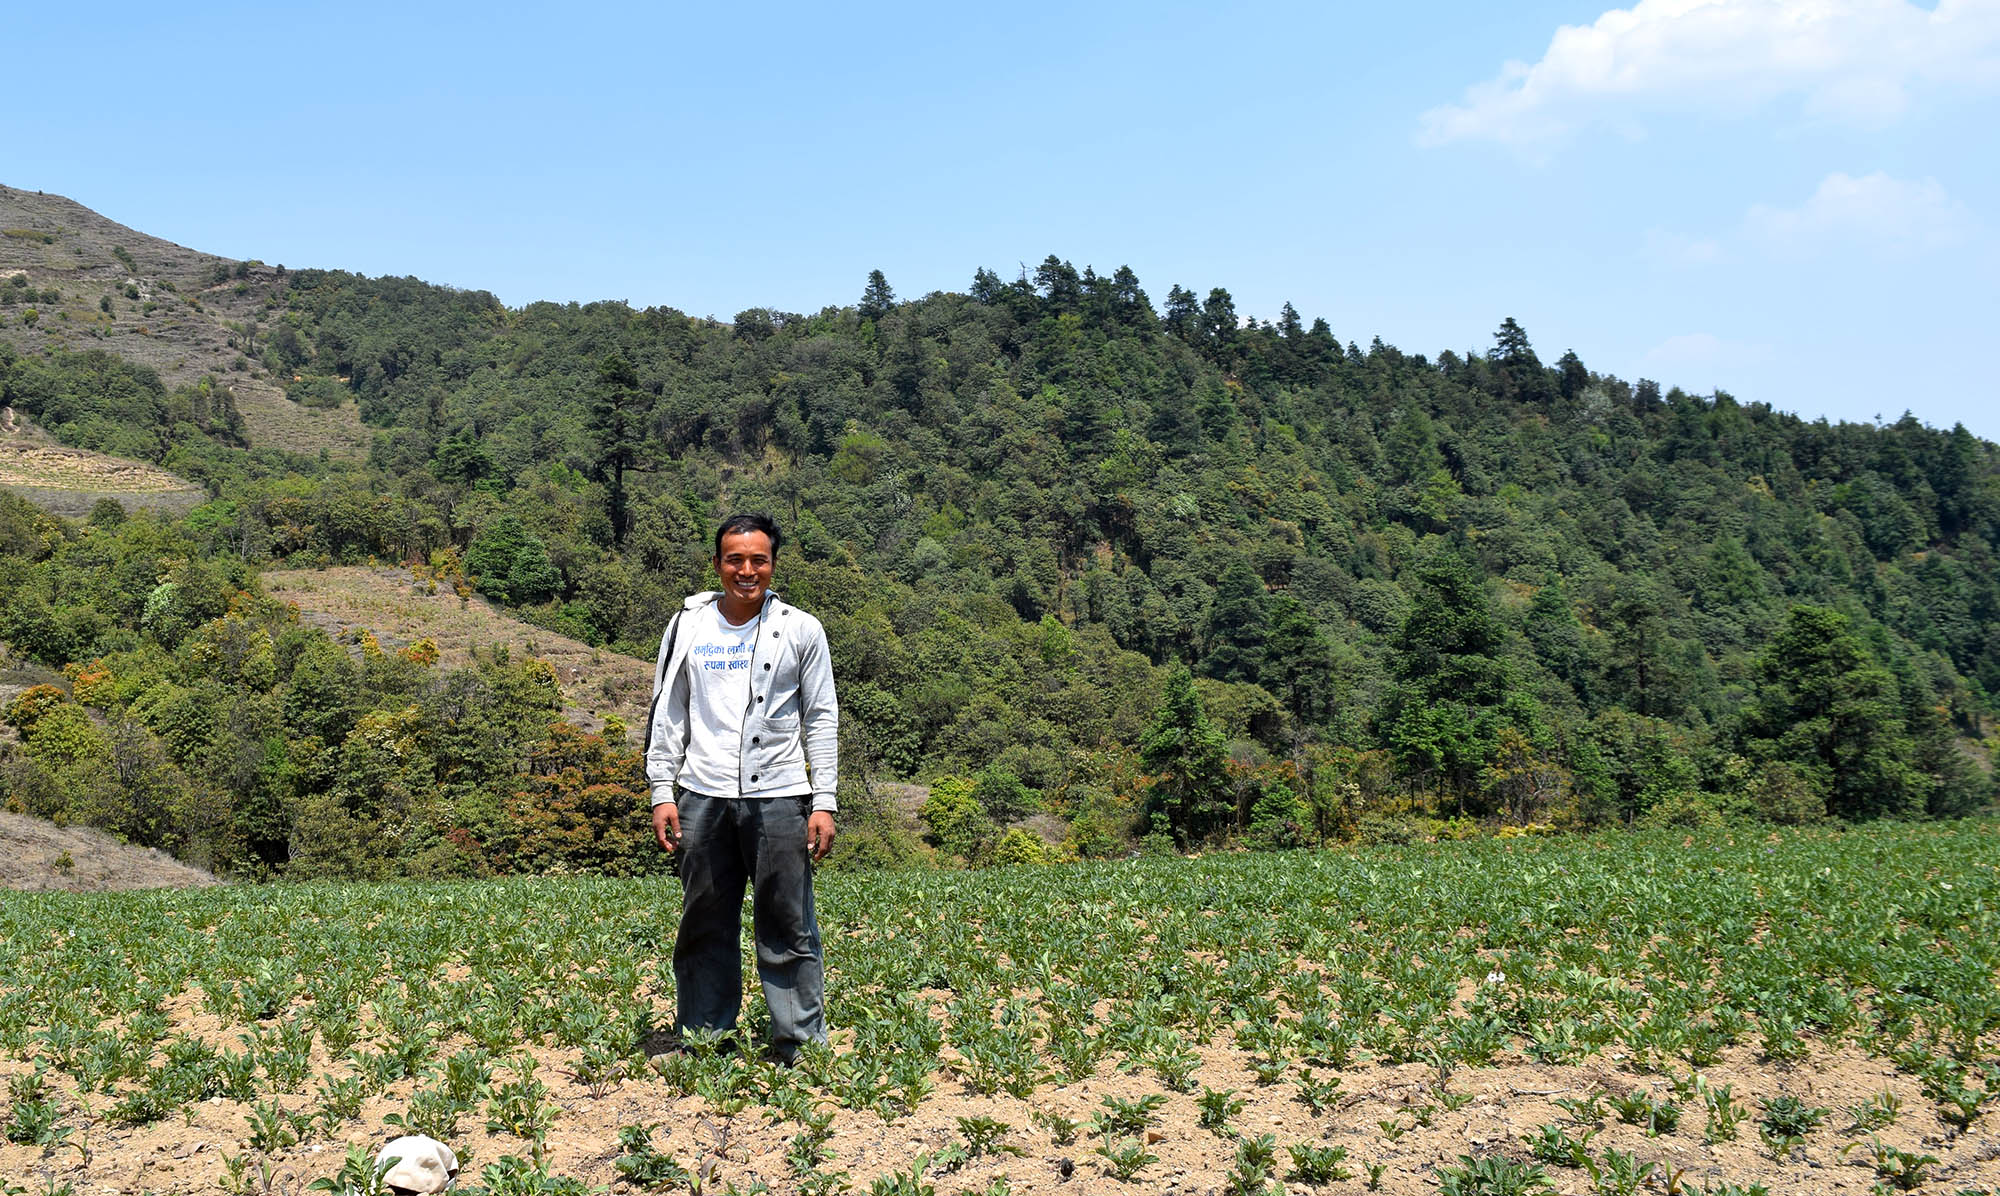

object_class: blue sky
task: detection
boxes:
[11,1,1998,438]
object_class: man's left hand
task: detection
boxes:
[807,810,836,862]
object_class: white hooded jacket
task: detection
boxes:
[643,590,838,812]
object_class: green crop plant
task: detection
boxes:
[6,1069,70,1151]
[244,1097,302,1151]
[0,825,1997,1192]
[1696,1077,1746,1142]
[1756,1094,1827,1156]
[1286,1142,1353,1184]
[1142,1036,1201,1091]
[1197,1085,1244,1134]
[1029,1106,1080,1145]
[386,1080,468,1140]
[1527,1022,1581,1064]
[1436,1153,1553,1195]
[310,1074,366,1131]
[469,1154,595,1196]
[1609,1090,1679,1135]
[1756,1012,1811,1064]
[1090,1092,1166,1139]
[1094,1136,1157,1182]
[484,1056,556,1142]
[1554,1092,1609,1124]
[1226,1134,1280,1196]
[1846,1091,1902,1132]
[1585,1147,1655,1196]
[1291,1068,1343,1114]
[1523,1123,1596,1168]
[1867,1138,1939,1191]
[865,1154,936,1196]
[615,1124,694,1191]
[1919,1062,1989,1129]
[306,1144,396,1196]
[955,1114,1022,1158]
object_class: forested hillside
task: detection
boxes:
[3,208,1995,877]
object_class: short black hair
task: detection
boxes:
[714,513,783,559]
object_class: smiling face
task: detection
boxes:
[713,528,776,621]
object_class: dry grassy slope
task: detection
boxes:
[0,183,368,459]
[0,811,220,892]
[261,566,657,741]
[0,403,206,516]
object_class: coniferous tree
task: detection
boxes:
[1739,605,1925,821]
[859,269,895,321]
[1162,285,1198,341]
[1140,667,1232,847]
[1377,551,1542,807]
[1202,561,1270,685]
[588,352,651,546]
[1491,317,1551,404]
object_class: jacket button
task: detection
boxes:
[750,774,759,782]
[756,695,764,703]
[751,736,761,744]
[763,663,771,671]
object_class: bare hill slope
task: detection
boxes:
[0,811,220,891]
[0,183,368,459]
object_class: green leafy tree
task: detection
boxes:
[465,515,560,605]
[921,775,998,864]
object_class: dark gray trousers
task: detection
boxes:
[671,790,825,1054]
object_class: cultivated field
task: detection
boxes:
[2,825,1996,1195]
[229,379,371,461]
[261,566,655,737]
[0,407,206,518]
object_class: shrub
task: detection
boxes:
[1245,782,1308,850]
[990,828,1048,866]
[4,684,70,735]
[922,775,996,864]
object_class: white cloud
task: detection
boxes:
[1743,170,1975,256]
[1420,0,2000,150]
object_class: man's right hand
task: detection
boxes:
[653,802,681,852]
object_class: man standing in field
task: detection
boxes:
[646,514,838,1062]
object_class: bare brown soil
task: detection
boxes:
[2,1016,1993,1195]
[261,566,656,739]
[0,811,219,892]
